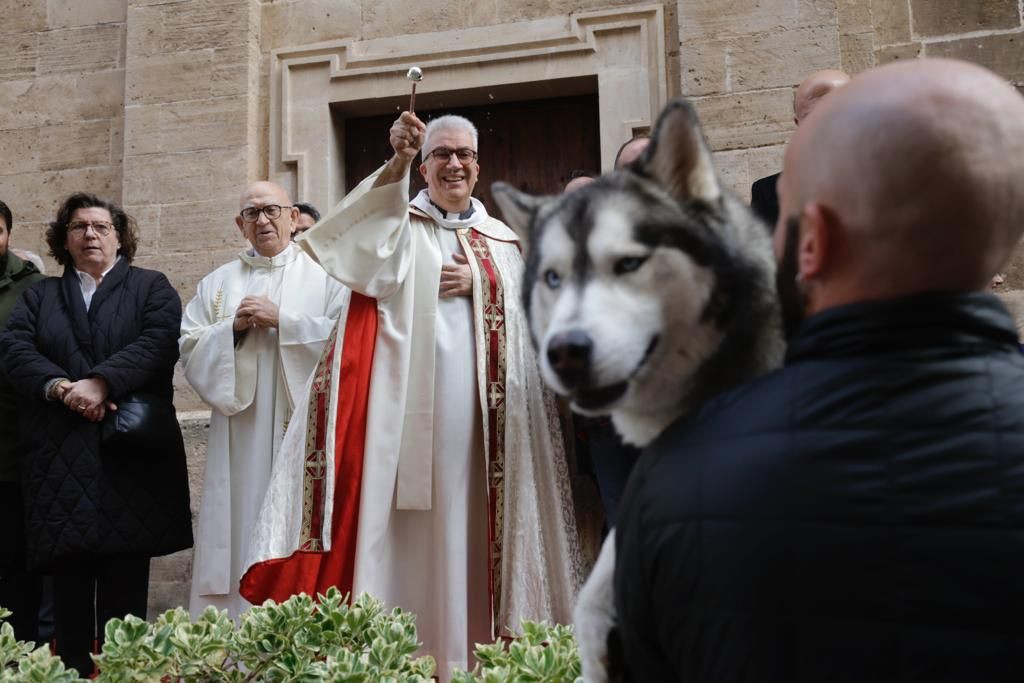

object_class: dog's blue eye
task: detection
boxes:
[614,256,647,275]
[544,269,562,289]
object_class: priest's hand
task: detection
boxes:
[390,111,425,161]
[236,295,279,330]
[439,252,473,298]
[376,112,426,188]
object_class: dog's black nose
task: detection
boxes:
[547,330,592,387]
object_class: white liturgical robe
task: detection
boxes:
[180,243,348,620]
[243,168,588,678]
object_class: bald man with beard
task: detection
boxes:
[615,58,1024,682]
[180,182,348,619]
[750,69,849,229]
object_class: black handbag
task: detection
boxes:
[101,392,178,445]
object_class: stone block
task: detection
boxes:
[870,0,911,45]
[159,0,249,52]
[47,0,126,29]
[156,196,246,254]
[925,32,1024,86]
[874,42,922,64]
[746,144,786,185]
[126,50,213,104]
[210,45,254,99]
[840,32,876,74]
[37,24,122,75]
[911,0,1020,38]
[259,0,361,50]
[711,149,750,199]
[679,37,729,96]
[6,0,46,33]
[75,69,127,121]
[135,247,238,303]
[125,96,249,156]
[125,3,163,59]
[728,25,842,91]
[678,0,797,41]
[692,88,795,151]
[123,147,246,206]
[0,127,39,176]
[122,203,160,256]
[37,119,112,171]
[836,0,873,34]
[0,166,122,225]
[0,32,39,81]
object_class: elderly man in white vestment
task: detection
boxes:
[241,113,587,677]
[180,182,348,619]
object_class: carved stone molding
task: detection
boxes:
[270,4,667,209]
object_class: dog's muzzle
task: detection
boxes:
[547,329,593,388]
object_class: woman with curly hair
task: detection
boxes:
[0,192,192,676]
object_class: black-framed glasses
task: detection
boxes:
[425,147,478,163]
[68,221,114,236]
[240,204,292,223]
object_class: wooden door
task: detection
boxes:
[343,94,601,223]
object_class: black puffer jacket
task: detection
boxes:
[0,260,193,570]
[0,251,45,482]
[615,292,1024,683]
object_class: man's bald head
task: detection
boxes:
[235,181,298,257]
[239,181,290,209]
[777,58,1024,310]
[793,69,849,125]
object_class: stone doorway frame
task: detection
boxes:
[269,4,667,211]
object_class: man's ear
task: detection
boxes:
[491,182,545,255]
[288,206,299,237]
[638,98,721,204]
[235,215,245,235]
[797,202,836,280]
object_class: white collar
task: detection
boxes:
[75,256,121,285]
[409,190,489,231]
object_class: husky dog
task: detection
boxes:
[493,98,785,681]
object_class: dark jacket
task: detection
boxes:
[615,293,1024,683]
[750,172,780,230]
[0,252,46,482]
[0,260,193,570]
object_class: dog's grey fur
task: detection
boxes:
[493,98,786,682]
[494,99,784,447]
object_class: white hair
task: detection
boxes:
[422,115,479,159]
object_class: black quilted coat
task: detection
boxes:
[615,292,1024,683]
[0,260,193,571]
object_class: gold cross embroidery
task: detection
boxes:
[488,381,505,409]
[484,304,504,331]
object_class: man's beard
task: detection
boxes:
[775,216,807,341]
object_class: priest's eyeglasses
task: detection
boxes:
[426,147,478,163]
[240,204,292,223]
[68,221,115,236]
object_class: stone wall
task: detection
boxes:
[1,0,1023,618]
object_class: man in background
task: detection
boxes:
[293,202,321,236]
[750,69,849,229]
[0,199,46,643]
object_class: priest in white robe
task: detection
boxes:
[180,181,348,620]
[242,113,588,677]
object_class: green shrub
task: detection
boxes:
[1,592,582,682]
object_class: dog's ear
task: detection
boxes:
[491,182,543,254]
[638,98,721,204]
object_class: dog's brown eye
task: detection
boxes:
[544,269,562,289]
[614,256,647,275]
